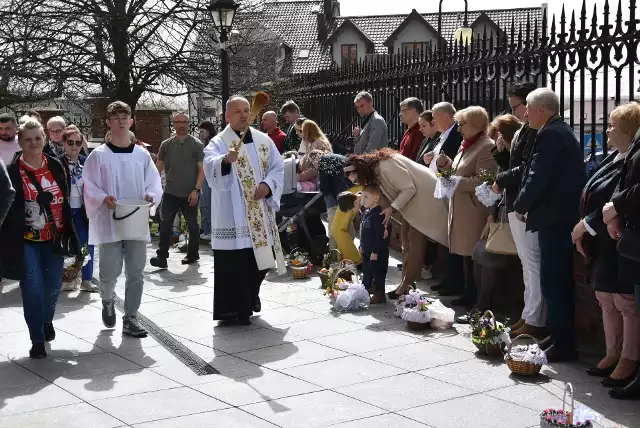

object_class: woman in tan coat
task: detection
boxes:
[436,106,498,307]
[345,148,449,299]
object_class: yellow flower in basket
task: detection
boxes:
[480,329,486,338]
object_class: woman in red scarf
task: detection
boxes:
[436,106,498,309]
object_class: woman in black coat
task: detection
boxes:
[0,119,79,359]
[575,103,640,398]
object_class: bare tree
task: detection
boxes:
[0,0,285,112]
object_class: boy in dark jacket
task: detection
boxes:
[359,185,391,304]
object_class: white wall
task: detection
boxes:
[391,20,436,53]
[331,27,367,65]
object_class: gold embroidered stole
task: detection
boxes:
[234,140,287,275]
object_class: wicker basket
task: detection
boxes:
[540,383,593,428]
[289,247,310,279]
[327,266,360,301]
[407,321,431,331]
[291,265,310,279]
[319,269,330,286]
[62,259,83,282]
[472,310,505,356]
[506,334,543,376]
[323,249,342,268]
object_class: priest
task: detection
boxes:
[204,96,285,325]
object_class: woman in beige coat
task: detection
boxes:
[345,148,449,299]
[436,106,498,307]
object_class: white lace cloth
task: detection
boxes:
[434,176,461,200]
[395,293,455,328]
[506,344,548,365]
[475,183,503,208]
[332,283,370,312]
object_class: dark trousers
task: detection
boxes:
[448,253,476,302]
[20,243,64,343]
[157,193,200,259]
[362,250,389,294]
[538,223,576,351]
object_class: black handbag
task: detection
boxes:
[617,226,640,263]
[22,168,77,257]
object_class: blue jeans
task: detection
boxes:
[71,208,94,281]
[20,242,64,343]
[200,181,212,235]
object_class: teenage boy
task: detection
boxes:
[83,101,163,337]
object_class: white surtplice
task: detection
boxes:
[204,125,285,274]
[83,144,163,245]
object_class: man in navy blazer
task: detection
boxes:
[514,88,586,362]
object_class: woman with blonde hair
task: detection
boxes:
[0,119,79,358]
[574,103,640,394]
[296,120,333,191]
[436,106,498,308]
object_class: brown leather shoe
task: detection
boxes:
[510,323,547,338]
[370,293,387,305]
[510,319,525,331]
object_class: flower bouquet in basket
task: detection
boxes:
[539,383,598,428]
[505,334,548,376]
[475,169,502,208]
[319,249,342,287]
[393,290,427,317]
[470,310,511,356]
[62,244,91,285]
[434,168,461,200]
[287,248,312,279]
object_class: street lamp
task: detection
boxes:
[437,0,473,48]
[208,0,239,124]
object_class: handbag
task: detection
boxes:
[22,168,77,257]
[617,226,640,263]
[486,209,518,256]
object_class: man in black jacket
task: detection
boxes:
[0,158,14,227]
[0,158,15,284]
[492,83,547,336]
[513,88,586,362]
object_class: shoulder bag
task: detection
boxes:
[485,208,518,256]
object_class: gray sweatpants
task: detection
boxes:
[99,240,147,319]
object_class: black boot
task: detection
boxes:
[609,370,640,400]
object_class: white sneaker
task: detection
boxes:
[61,281,77,291]
[421,268,433,280]
[80,280,99,293]
[200,234,211,240]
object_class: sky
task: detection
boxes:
[338,0,625,21]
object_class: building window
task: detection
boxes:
[341,44,357,66]
[402,42,428,54]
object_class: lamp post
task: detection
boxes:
[437,0,473,48]
[208,0,239,125]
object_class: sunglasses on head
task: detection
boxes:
[66,140,83,147]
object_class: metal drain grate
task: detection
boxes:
[93,280,218,376]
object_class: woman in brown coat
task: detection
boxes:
[436,106,498,307]
[345,148,449,300]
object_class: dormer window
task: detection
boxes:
[341,44,357,67]
[402,42,428,54]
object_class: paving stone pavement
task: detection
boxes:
[0,243,638,428]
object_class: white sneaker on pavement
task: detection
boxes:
[422,268,433,280]
[200,234,211,240]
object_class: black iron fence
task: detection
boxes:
[275,0,638,157]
